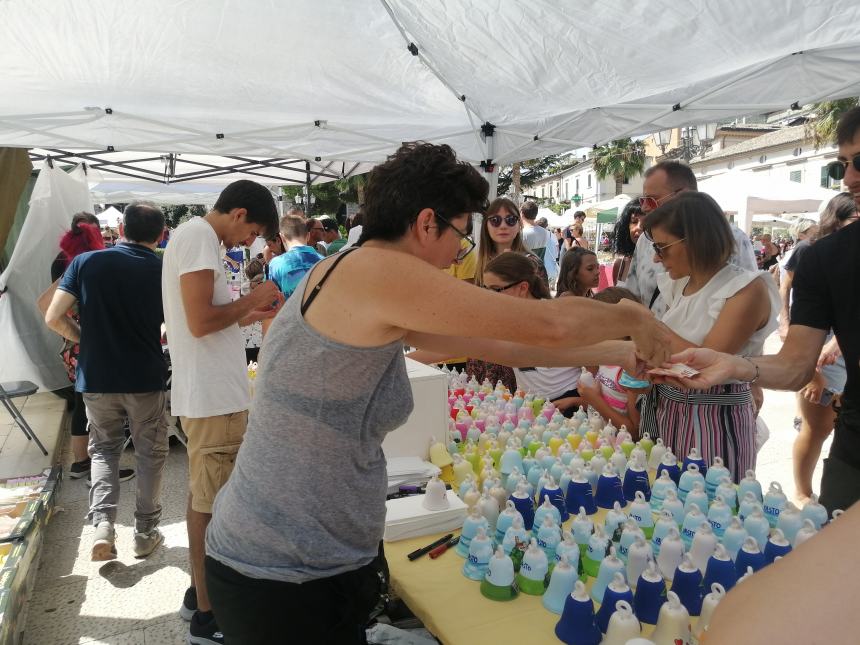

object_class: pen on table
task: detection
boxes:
[407,533,454,561]
[429,536,459,559]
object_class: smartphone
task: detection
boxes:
[819,389,835,407]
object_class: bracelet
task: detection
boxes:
[742,356,760,384]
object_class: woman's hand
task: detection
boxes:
[800,371,826,405]
[817,336,842,368]
[649,347,747,390]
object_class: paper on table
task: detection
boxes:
[384,491,467,542]
[386,457,439,478]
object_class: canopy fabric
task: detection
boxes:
[536,207,574,229]
[98,205,123,227]
[1,1,860,167]
[596,208,619,224]
[584,195,634,218]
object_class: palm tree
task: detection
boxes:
[591,138,647,195]
[334,173,368,205]
[808,98,859,149]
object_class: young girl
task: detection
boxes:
[482,252,585,416]
[556,247,600,297]
[642,191,779,481]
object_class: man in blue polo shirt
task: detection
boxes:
[267,214,323,299]
[45,202,169,561]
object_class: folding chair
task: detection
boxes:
[0,381,49,455]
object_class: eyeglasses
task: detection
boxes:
[483,281,521,293]
[639,189,682,211]
[435,213,476,261]
[650,237,686,259]
[826,154,860,180]
[487,214,520,228]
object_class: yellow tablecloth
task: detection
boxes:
[387,501,704,645]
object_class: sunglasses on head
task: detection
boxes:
[487,214,520,228]
[638,189,682,211]
[827,154,860,180]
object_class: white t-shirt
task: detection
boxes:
[513,366,582,401]
[657,264,779,357]
[162,217,250,418]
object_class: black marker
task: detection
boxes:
[407,533,454,561]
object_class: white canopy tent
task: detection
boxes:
[1,1,860,171]
[698,172,839,232]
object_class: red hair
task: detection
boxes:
[58,217,104,270]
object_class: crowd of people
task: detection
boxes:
[35,106,860,643]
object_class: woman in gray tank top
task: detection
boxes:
[204,142,670,644]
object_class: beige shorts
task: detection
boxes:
[181,411,248,514]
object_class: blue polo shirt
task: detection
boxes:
[268,245,323,299]
[58,243,166,393]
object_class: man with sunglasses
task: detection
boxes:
[620,161,756,316]
[662,107,860,513]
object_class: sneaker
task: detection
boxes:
[188,611,224,645]
[133,527,164,558]
[69,458,91,479]
[87,468,136,486]
[91,521,117,561]
[179,586,197,622]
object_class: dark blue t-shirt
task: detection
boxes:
[58,243,166,393]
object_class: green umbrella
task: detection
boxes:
[596,207,618,224]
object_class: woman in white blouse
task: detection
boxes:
[641,192,779,480]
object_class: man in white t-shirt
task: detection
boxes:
[520,201,559,282]
[162,180,283,645]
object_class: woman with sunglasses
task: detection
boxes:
[556,247,600,298]
[481,252,585,416]
[611,199,643,283]
[639,191,779,482]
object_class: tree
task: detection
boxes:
[161,204,206,228]
[334,173,368,206]
[808,97,859,149]
[497,154,563,198]
[280,183,343,216]
[591,138,646,195]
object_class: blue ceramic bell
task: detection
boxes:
[721,517,748,561]
[583,524,611,578]
[633,561,666,625]
[554,580,601,645]
[670,554,703,616]
[515,538,549,595]
[543,555,580,614]
[706,495,733,538]
[763,528,792,565]
[680,505,708,550]
[682,447,707,479]
[762,481,787,528]
[457,506,489,557]
[800,494,829,530]
[737,469,763,503]
[462,527,494,580]
[595,465,626,510]
[495,500,524,543]
[537,515,563,563]
[743,508,770,551]
[655,449,681,486]
[650,510,677,556]
[501,516,529,555]
[622,455,650,503]
[776,501,803,544]
[539,476,569,522]
[677,463,706,503]
[566,468,597,515]
[594,573,634,634]
[714,477,738,512]
[704,456,730,500]
[703,543,737,591]
[509,482,535,531]
[591,546,626,603]
[734,536,766,575]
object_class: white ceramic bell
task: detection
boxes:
[688,523,718,575]
[626,534,653,589]
[601,599,641,645]
[422,475,450,511]
[694,582,726,643]
[657,528,684,581]
[651,590,692,645]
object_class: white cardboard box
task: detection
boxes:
[381,358,448,461]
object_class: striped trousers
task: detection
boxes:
[640,383,756,483]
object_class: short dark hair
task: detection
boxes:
[521,201,539,220]
[836,106,860,146]
[71,212,99,232]
[279,214,306,241]
[320,217,338,232]
[123,202,165,244]
[612,199,642,257]
[593,286,639,305]
[360,142,488,242]
[644,191,734,274]
[818,192,858,238]
[645,161,698,192]
[484,252,551,299]
[573,211,586,220]
[213,180,278,239]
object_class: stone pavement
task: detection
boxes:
[20,330,827,643]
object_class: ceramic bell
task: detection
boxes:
[680,505,708,549]
[582,461,600,493]
[618,519,645,564]
[554,580,601,645]
[721,516,748,561]
[550,457,566,482]
[591,546,626,603]
[594,572,634,634]
[422,475,450,511]
[628,490,655,538]
[633,561,666,625]
[649,469,678,511]
[462,527,494,580]
[651,591,692,645]
[694,583,726,643]
[647,437,667,471]
[566,467,597,515]
[536,515,563,563]
[480,547,518,601]
[688,523,717,577]
[495,500,524,543]
[543,555,580,614]
[499,443,524,477]
[742,507,770,550]
[659,488,685,526]
[533,495,562,534]
[582,524,611,578]
[792,518,818,548]
[714,477,738,512]
[539,476,569,522]
[452,455,474,489]
[589,451,608,481]
[477,492,500,532]
[763,527,792,564]
[677,463,705,503]
[776,501,803,544]
[603,501,628,542]
[734,536,766,575]
[762,481,788,527]
[670,554,703,616]
[622,455,651,503]
[704,456,730,500]
[501,516,529,555]
[503,467,524,495]
[655,449,681,486]
[702,543,737,591]
[656,528,684,581]
[601,600,641,645]
[706,495,732,539]
[571,507,595,553]
[737,490,763,523]
[800,494,828,530]
[556,531,581,571]
[682,481,709,516]
[488,480,508,511]
[457,505,490,556]
[595,464,626,510]
[515,538,549,595]
[650,510,677,556]
[610,446,629,477]
[682,447,707,478]
[626,535,653,590]
[737,469,763,503]
[509,482,536,530]
[638,432,655,458]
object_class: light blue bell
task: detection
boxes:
[550,458,566,483]
[801,495,829,530]
[743,508,771,550]
[559,447,575,466]
[535,415,549,428]
[499,445,524,476]
[706,495,733,538]
[515,538,549,595]
[776,502,803,544]
[792,518,818,547]
[683,481,709,516]
[714,477,738,511]
[660,487,685,526]
[504,467,524,495]
[559,467,574,496]
[536,515,563,562]
[604,501,628,542]
[651,510,677,556]
[543,554,579,614]
[737,491,763,523]
[501,516,529,555]
[555,531,581,570]
[680,506,708,549]
[762,481,788,528]
[591,546,626,603]
[458,474,477,499]
[628,490,655,538]
[466,424,481,443]
[582,462,600,493]
[462,527,494,580]
[704,456,731,500]
[583,525,611,578]
[533,495,562,534]
[650,469,678,511]
[457,506,490,557]
[721,517,748,561]
[527,465,546,490]
[571,508,595,552]
[737,469,763,504]
[617,519,645,564]
[495,500,524,543]
[677,462,706,503]
[588,453,608,480]
[541,450,558,471]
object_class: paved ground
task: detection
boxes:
[19,330,826,644]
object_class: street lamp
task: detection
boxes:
[294,186,316,214]
[656,129,672,154]
[572,193,583,206]
[678,123,717,162]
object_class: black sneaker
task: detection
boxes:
[86,469,136,486]
[69,458,91,479]
[189,611,224,645]
[179,586,197,621]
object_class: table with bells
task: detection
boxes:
[386,381,832,645]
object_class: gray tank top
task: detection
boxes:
[206,250,414,582]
